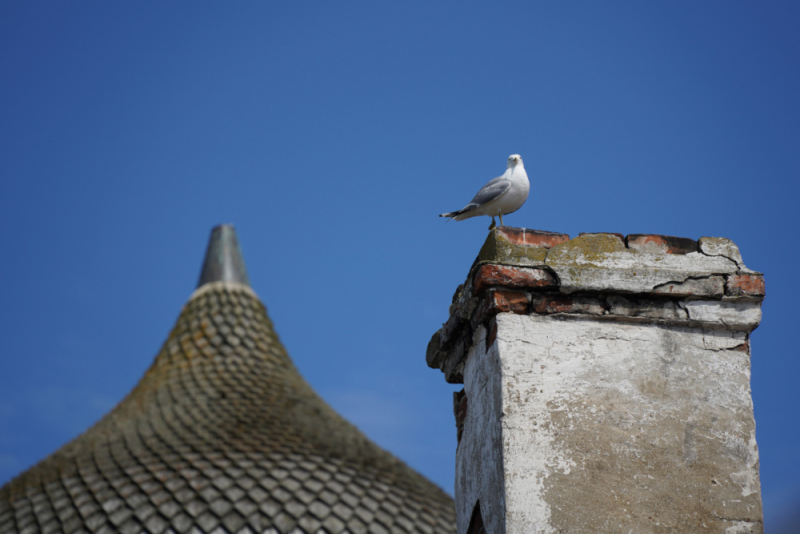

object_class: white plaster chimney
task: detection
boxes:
[427,228,765,534]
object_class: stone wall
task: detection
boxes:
[427,228,765,534]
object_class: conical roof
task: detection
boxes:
[0,225,455,534]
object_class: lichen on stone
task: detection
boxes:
[477,228,548,267]
[545,234,630,269]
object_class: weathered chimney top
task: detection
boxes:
[428,227,764,383]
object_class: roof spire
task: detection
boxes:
[197,224,250,288]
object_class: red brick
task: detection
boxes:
[533,295,570,314]
[494,290,529,314]
[626,234,699,254]
[532,295,605,315]
[471,290,528,329]
[497,227,570,248]
[726,274,765,297]
[472,264,556,294]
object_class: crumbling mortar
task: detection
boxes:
[445,357,465,384]
[463,272,763,315]
[543,262,560,286]
[577,288,762,308]
[704,332,750,353]
[723,274,766,301]
[720,295,765,304]
[450,267,766,328]
[652,274,725,299]
[439,318,465,351]
[532,311,753,332]
[439,291,758,373]
[437,312,754,382]
[700,250,744,270]
[599,295,611,314]
[434,239,763,381]
[697,240,753,273]
[466,259,558,288]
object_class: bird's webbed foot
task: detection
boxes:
[488,218,497,230]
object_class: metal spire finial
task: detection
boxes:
[197,224,250,288]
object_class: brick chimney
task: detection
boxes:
[427,228,765,534]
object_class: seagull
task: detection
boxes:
[440,154,530,229]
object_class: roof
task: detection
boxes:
[0,225,455,534]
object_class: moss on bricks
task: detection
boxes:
[545,233,630,269]
[477,229,548,267]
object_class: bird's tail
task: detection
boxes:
[439,209,464,221]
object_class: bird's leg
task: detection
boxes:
[499,214,504,227]
[488,217,496,230]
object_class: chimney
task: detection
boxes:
[427,228,765,534]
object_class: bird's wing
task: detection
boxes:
[464,176,511,209]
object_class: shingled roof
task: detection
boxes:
[0,225,455,534]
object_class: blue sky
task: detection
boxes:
[1,1,798,530]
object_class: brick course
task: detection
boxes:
[427,227,764,384]
[496,227,570,248]
[726,274,766,297]
[472,265,556,294]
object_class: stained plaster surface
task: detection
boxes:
[544,235,744,295]
[457,313,761,534]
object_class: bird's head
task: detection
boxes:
[507,154,523,169]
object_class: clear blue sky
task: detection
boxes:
[1,1,798,530]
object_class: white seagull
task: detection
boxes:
[440,154,530,228]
